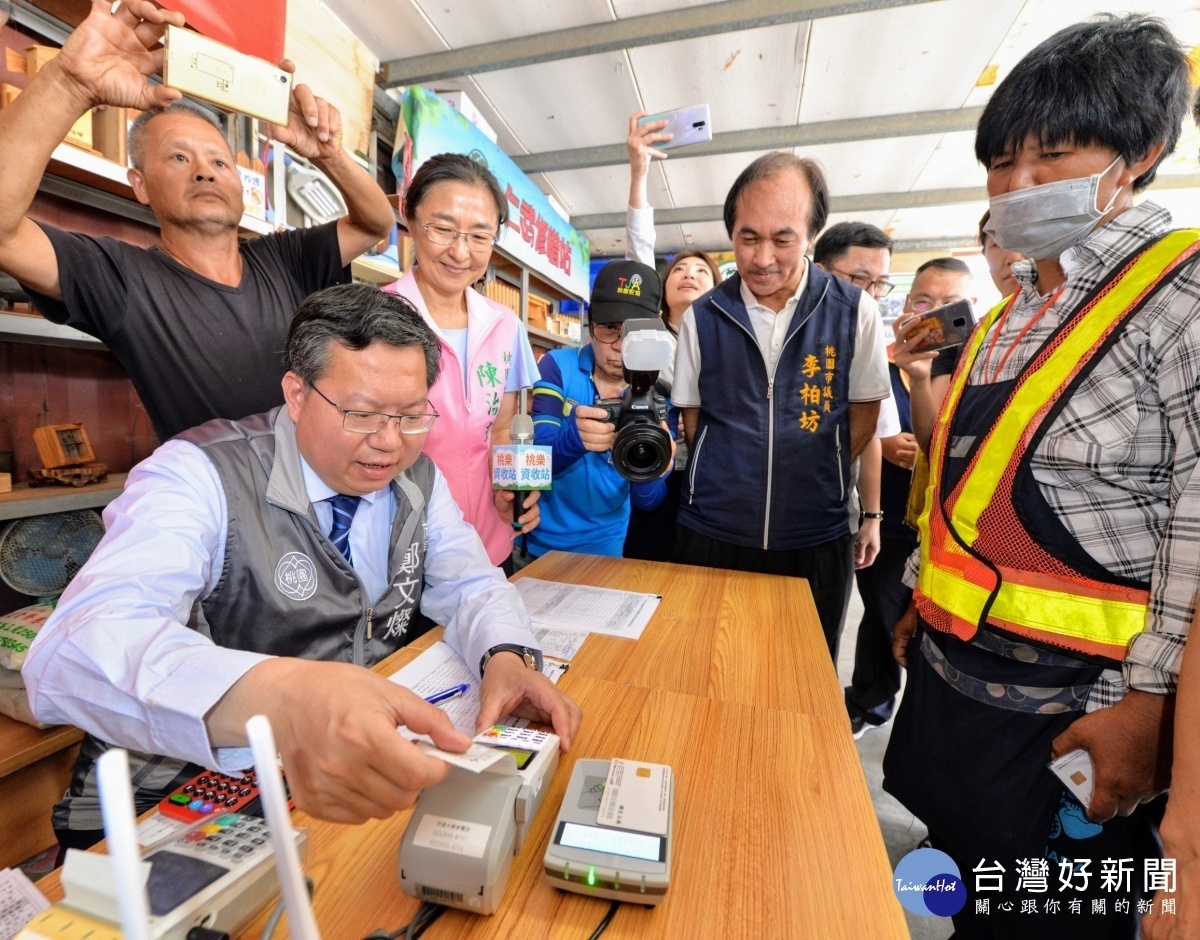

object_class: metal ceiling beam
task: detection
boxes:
[517,107,985,173]
[571,174,1200,229]
[379,0,940,87]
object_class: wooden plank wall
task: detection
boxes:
[284,0,378,161]
[1,192,160,481]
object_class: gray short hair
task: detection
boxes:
[284,283,442,389]
[127,101,225,170]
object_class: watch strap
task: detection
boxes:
[479,643,543,678]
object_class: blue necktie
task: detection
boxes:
[327,494,360,565]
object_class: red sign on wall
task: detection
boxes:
[161,0,287,66]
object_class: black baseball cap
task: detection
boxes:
[588,260,662,324]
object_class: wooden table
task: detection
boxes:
[0,715,82,868]
[37,553,906,938]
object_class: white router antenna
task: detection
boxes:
[246,714,322,940]
[96,748,153,940]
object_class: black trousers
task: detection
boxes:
[624,472,683,562]
[884,631,1162,939]
[845,534,915,725]
[672,524,854,660]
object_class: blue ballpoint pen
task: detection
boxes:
[424,683,471,705]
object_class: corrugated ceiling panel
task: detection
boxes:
[414,0,612,47]
[626,23,808,134]
[677,221,733,254]
[908,131,985,192]
[963,0,1200,109]
[545,161,673,217]
[820,210,898,237]
[884,201,991,241]
[470,53,643,151]
[323,0,441,60]
[660,150,775,207]
[797,135,945,197]
[799,0,1024,121]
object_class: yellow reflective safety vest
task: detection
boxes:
[914,229,1200,664]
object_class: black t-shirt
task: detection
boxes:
[25,221,349,440]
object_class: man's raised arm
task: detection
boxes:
[270,65,395,266]
[0,0,184,298]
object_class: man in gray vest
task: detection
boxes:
[23,283,582,849]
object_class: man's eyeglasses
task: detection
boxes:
[590,323,623,345]
[829,267,895,298]
[906,299,960,314]
[417,218,497,253]
[310,384,438,435]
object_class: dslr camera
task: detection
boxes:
[594,318,674,483]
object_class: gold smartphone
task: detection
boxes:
[162,25,292,126]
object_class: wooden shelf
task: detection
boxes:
[0,472,127,521]
[46,143,282,237]
[526,325,577,348]
[351,254,402,284]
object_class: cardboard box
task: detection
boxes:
[33,423,95,469]
[0,473,11,495]
[92,105,139,167]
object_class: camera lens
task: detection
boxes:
[611,423,672,482]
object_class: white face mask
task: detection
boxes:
[984,156,1124,261]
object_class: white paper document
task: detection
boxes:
[390,642,564,772]
[531,626,587,661]
[516,579,660,640]
[0,868,48,940]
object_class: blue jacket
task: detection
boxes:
[677,269,859,550]
[526,344,668,558]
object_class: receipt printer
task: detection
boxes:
[398,736,558,914]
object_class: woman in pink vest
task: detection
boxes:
[384,154,540,571]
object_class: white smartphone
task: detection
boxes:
[163,25,292,126]
[638,104,713,150]
[1048,748,1095,808]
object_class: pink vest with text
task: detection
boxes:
[384,270,518,565]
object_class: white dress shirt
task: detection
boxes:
[671,262,892,407]
[23,439,537,773]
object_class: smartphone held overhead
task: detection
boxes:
[162,25,292,126]
[637,104,712,151]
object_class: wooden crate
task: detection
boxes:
[33,423,95,469]
[527,295,551,332]
[0,84,18,110]
[92,104,140,167]
[24,44,58,78]
[23,48,95,152]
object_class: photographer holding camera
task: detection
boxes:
[516,260,675,567]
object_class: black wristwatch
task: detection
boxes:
[861,511,884,520]
[480,644,543,678]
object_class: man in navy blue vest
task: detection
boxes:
[671,153,891,657]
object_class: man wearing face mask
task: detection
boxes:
[884,15,1200,939]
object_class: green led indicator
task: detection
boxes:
[587,866,597,886]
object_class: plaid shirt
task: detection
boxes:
[910,201,1200,709]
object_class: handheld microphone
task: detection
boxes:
[493,413,552,530]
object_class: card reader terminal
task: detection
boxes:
[544,759,673,905]
[19,815,306,940]
[398,737,559,915]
